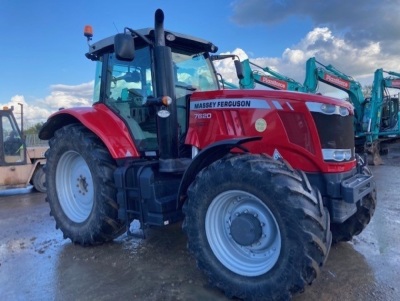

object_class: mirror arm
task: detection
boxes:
[125,27,154,46]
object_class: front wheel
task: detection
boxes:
[32,165,46,193]
[183,154,331,300]
[45,124,125,245]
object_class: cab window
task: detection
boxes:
[1,115,26,164]
[104,47,157,151]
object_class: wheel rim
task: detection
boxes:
[56,150,94,223]
[205,190,281,276]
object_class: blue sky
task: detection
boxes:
[1,0,400,126]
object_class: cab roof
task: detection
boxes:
[86,28,218,60]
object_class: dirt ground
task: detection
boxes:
[1,146,400,301]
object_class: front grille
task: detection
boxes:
[311,112,355,156]
[278,111,315,154]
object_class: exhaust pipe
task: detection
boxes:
[153,9,182,172]
[154,9,166,47]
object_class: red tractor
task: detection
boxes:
[39,9,376,300]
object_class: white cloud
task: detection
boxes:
[43,82,94,109]
[231,0,400,56]
[216,25,400,96]
[212,48,248,87]
[1,81,94,129]
[282,49,304,64]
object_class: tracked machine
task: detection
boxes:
[39,9,376,300]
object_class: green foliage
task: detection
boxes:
[24,122,44,135]
[363,85,372,98]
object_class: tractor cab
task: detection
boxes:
[0,106,26,165]
[86,27,219,155]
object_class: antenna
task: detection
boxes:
[113,22,119,33]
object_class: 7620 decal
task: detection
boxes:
[194,113,212,119]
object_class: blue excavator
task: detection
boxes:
[233,56,400,163]
[363,68,400,163]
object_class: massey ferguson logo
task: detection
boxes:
[391,79,400,88]
[324,74,350,89]
[260,76,288,90]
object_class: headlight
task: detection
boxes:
[322,149,352,161]
[339,106,349,116]
[306,102,350,116]
[321,104,336,114]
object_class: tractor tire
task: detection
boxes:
[183,153,331,301]
[45,124,125,246]
[331,163,377,243]
[32,165,46,193]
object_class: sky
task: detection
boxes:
[1,0,400,128]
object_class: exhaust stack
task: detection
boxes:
[153,9,183,172]
[154,9,166,47]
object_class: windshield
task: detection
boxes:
[1,114,26,164]
[173,52,218,91]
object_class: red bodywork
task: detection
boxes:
[186,89,355,173]
[43,90,355,174]
[42,104,140,158]
[391,79,400,89]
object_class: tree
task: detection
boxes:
[24,122,44,135]
[363,85,372,98]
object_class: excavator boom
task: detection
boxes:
[239,59,306,92]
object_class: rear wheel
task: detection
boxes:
[32,165,46,193]
[183,154,331,300]
[45,124,125,245]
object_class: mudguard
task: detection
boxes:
[38,103,140,158]
[177,136,261,208]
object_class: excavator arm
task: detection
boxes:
[367,69,400,143]
[303,57,365,130]
[239,59,306,92]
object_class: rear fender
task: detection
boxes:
[177,136,261,208]
[38,104,140,158]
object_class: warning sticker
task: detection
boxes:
[255,118,267,132]
[273,149,283,160]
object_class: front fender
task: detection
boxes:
[177,136,261,208]
[38,104,140,158]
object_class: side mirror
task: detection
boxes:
[114,33,135,61]
[234,60,244,80]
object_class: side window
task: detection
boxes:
[2,116,25,163]
[92,61,102,103]
[104,47,158,151]
[106,47,154,104]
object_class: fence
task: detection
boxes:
[25,134,49,147]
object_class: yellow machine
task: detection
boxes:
[0,106,47,193]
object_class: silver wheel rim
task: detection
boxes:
[205,190,281,276]
[56,151,94,223]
